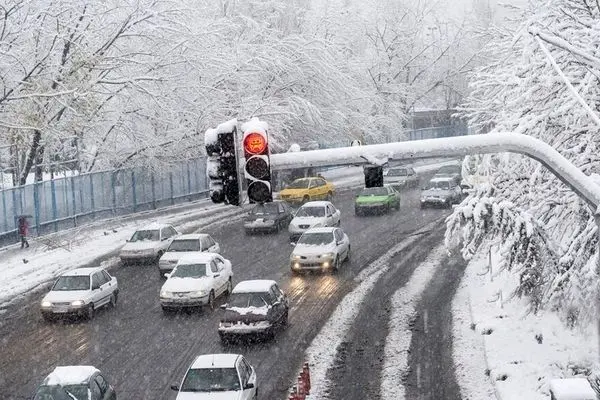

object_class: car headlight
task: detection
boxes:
[292,254,301,260]
[71,300,85,306]
[190,290,206,298]
[160,290,171,298]
[41,301,52,308]
[320,252,334,259]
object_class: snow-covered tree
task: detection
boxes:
[449,0,600,324]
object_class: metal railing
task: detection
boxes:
[0,158,208,245]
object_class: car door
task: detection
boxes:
[101,270,117,297]
[90,272,105,307]
[240,357,257,399]
[97,272,112,306]
[206,235,220,253]
[408,168,418,187]
[307,178,317,199]
[331,204,341,225]
[159,228,170,252]
[208,260,223,295]
[94,374,113,400]
[335,228,349,259]
[267,285,284,323]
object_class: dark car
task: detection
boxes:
[433,164,462,185]
[218,280,289,343]
[33,366,116,400]
[243,201,293,234]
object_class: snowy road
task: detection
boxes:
[0,169,463,400]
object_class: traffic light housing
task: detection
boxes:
[364,165,383,188]
[242,118,272,203]
[204,122,240,206]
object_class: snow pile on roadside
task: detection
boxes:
[453,250,598,400]
[380,245,447,399]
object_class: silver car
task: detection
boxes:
[384,166,419,189]
[420,177,463,208]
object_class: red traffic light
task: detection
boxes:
[244,132,267,155]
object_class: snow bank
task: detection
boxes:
[241,117,268,134]
[453,249,599,400]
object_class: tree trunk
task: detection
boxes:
[19,130,42,186]
[35,145,45,182]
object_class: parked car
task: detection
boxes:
[420,177,463,208]
[218,280,289,343]
[160,253,233,312]
[354,185,400,215]
[243,201,293,234]
[288,201,341,242]
[33,366,117,400]
[119,223,180,264]
[41,267,118,321]
[433,164,462,184]
[171,354,257,400]
[158,233,220,277]
[290,227,350,274]
[279,177,335,204]
[384,166,419,189]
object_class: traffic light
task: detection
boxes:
[242,118,272,203]
[364,165,383,188]
[204,122,240,206]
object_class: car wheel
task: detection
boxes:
[281,309,289,326]
[207,291,215,311]
[109,293,117,308]
[420,203,426,209]
[385,204,390,214]
[355,208,361,217]
[302,195,310,204]
[156,250,164,263]
[161,306,173,314]
[219,334,230,346]
[346,246,351,262]
[332,257,340,273]
[42,313,54,323]
[86,304,95,320]
[225,278,233,296]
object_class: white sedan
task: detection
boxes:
[171,354,257,400]
[288,201,341,242]
[290,227,350,273]
[119,223,180,264]
[158,233,220,277]
[40,267,119,321]
[160,253,233,312]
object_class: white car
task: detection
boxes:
[40,267,119,321]
[290,227,350,273]
[384,166,419,189]
[171,354,257,400]
[288,201,341,242]
[119,223,180,264]
[420,177,463,208]
[33,366,117,400]
[158,233,220,277]
[160,253,233,312]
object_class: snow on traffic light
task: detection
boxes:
[204,119,240,206]
[241,118,272,203]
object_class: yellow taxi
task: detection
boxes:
[279,177,335,204]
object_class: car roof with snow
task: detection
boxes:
[232,280,277,293]
[42,366,99,386]
[190,354,241,369]
[60,267,105,277]
[301,201,332,208]
[176,253,218,264]
[138,223,173,231]
[302,227,336,234]
[172,233,210,241]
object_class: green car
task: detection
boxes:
[355,185,401,216]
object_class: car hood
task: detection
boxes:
[293,242,336,256]
[291,216,326,226]
[355,195,389,204]
[160,251,199,262]
[280,188,308,196]
[121,241,159,251]
[421,189,452,198]
[161,277,212,292]
[175,391,241,400]
[43,290,90,303]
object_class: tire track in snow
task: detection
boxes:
[380,245,447,399]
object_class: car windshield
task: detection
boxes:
[387,168,408,177]
[298,232,334,246]
[228,292,269,308]
[129,229,160,242]
[360,187,388,196]
[250,203,279,215]
[287,179,310,189]
[296,206,325,217]
[168,239,200,252]
[34,384,88,400]
[171,263,207,278]
[436,166,460,175]
[181,368,241,392]
[52,276,90,291]
[426,181,451,190]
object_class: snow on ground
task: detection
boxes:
[302,218,443,399]
[453,249,599,400]
[380,245,447,399]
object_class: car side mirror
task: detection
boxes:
[161,237,169,241]
[244,382,255,389]
[336,241,343,245]
[213,273,220,278]
[170,384,180,391]
[272,301,281,306]
[220,303,228,310]
[290,242,296,246]
[164,272,171,279]
[125,239,130,243]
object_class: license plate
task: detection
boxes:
[54,307,70,313]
